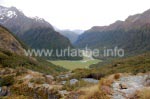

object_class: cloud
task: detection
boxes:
[0,0,5,4]
[1,0,150,30]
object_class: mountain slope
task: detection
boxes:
[0,6,77,59]
[0,25,24,55]
[0,25,67,74]
[90,52,150,75]
[59,30,79,44]
[0,6,53,36]
[75,9,150,56]
[22,27,73,49]
[0,25,68,98]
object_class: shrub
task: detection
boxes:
[0,75,14,86]
[10,84,34,97]
[1,68,13,75]
[30,78,45,84]
[114,73,120,80]
[15,67,27,76]
[17,80,24,84]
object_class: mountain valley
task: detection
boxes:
[0,4,150,99]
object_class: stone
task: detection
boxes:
[0,86,10,96]
[145,79,150,86]
[46,75,54,80]
[82,78,99,83]
[45,75,54,84]
[58,90,68,96]
[70,79,78,85]
[112,75,147,99]
[28,82,34,88]
[61,81,66,85]
[119,83,128,89]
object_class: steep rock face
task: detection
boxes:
[0,25,24,55]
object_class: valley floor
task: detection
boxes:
[50,50,101,70]
[50,59,100,70]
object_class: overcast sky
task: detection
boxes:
[0,0,150,30]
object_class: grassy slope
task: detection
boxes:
[0,49,67,75]
[93,52,150,75]
[0,25,67,75]
[71,52,150,79]
[0,25,28,50]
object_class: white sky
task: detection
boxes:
[0,0,150,30]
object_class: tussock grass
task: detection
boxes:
[137,88,150,99]
[78,77,114,99]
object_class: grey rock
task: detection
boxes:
[58,90,68,96]
[46,75,54,80]
[82,78,99,84]
[112,75,148,99]
[0,86,10,96]
[61,81,66,85]
[70,79,78,85]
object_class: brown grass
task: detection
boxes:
[136,88,150,99]
[2,95,33,99]
[79,85,110,99]
[99,78,114,87]
[78,77,114,99]
[130,88,150,99]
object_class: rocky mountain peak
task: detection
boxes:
[0,5,54,35]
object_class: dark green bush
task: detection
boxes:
[0,75,14,86]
